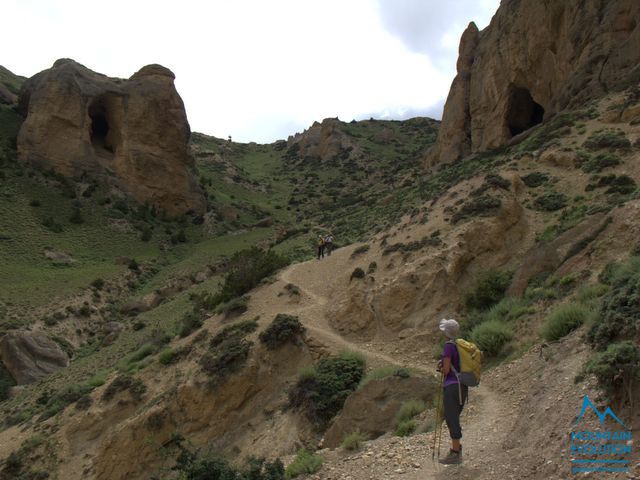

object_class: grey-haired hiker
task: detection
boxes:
[436,318,468,465]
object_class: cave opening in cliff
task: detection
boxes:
[89,99,113,154]
[506,87,545,137]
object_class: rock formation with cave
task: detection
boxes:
[17,59,205,216]
[426,0,640,166]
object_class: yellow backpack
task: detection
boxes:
[449,339,483,387]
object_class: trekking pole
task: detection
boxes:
[437,372,445,460]
[431,372,444,460]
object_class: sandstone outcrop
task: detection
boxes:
[18,59,205,216]
[0,331,69,384]
[427,0,640,166]
[287,118,358,163]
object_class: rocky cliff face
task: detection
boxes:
[18,59,205,216]
[287,118,359,163]
[427,0,640,166]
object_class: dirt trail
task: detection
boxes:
[277,249,510,479]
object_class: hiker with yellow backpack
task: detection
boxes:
[435,318,482,465]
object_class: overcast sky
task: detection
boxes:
[2,0,499,143]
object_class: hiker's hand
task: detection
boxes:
[436,359,442,372]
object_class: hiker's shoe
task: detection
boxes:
[438,448,462,465]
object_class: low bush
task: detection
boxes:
[91,278,105,290]
[533,191,568,211]
[350,267,365,280]
[395,400,425,424]
[586,174,636,195]
[580,153,622,173]
[285,449,323,478]
[179,311,204,338]
[215,295,250,318]
[484,297,534,323]
[69,207,84,224]
[173,439,285,480]
[583,130,631,151]
[575,283,609,304]
[465,269,512,311]
[395,419,417,437]
[367,262,377,274]
[350,244,370,259]
[210,319,258,347]
[42,216,63,233]
[158,348,177,365]
[451,195,501,223]
[589,256,640,350]
[540,303,592,341]
[583,341,640,402]
[102,375,146,402]
[259,314,305,349]
[341,431,368,451]
[38,383,94,421]
[289,352,365,429]
[470,320,513,357]
[212,247,289,307]
[521,172,549,188]
[128,258,139,271]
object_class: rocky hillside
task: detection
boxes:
[0,81,639,478]
[1,0,640,476]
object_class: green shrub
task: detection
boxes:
[341,431,368,451]
[350,267,365,280]
[540,303,592,341]
[159,348,177,365]
[128,258,139,271]
[289,353,365,429]
[576,283,609,304]
[465,269,512,311]
[42,216,63,233]
[172,441,285,480]
[350,244,370,258]
[395,400,425,424]
[213,247,288,306]
[521,172,549,188]
[215,295,250,318]
[87,370,109,388]
[583,130,631,151]
[483,297,534,323]
[38,383,93,420]
[586,174,636,194]
[533,191,568,211]
[200,320,258,385]
[210,319,258,347]
[580,153,622,173]
[259,314,305,349]
[471,320,513,357]
[583,341,640,401]
[128,342,156,363]
[179,311,204,338]
[451,195,501,223]
[395,419,416,437]
[102,375,146,402]
[69,207,84,224]
[285,449,323,478]
[589,257,640,350]
[91,278,105,290]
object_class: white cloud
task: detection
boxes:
[1,0,499,143]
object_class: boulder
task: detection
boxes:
[427,0,640,166]
[322,375,439,448]
[17,59,205,216]
[0,331,69,384]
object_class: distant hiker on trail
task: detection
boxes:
[317,235,325,260]
[324,233,334,256]
[436,318,468,465]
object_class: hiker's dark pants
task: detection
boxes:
[326,242,333,255]
[443,383,468,440]
[317,245,325,259]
